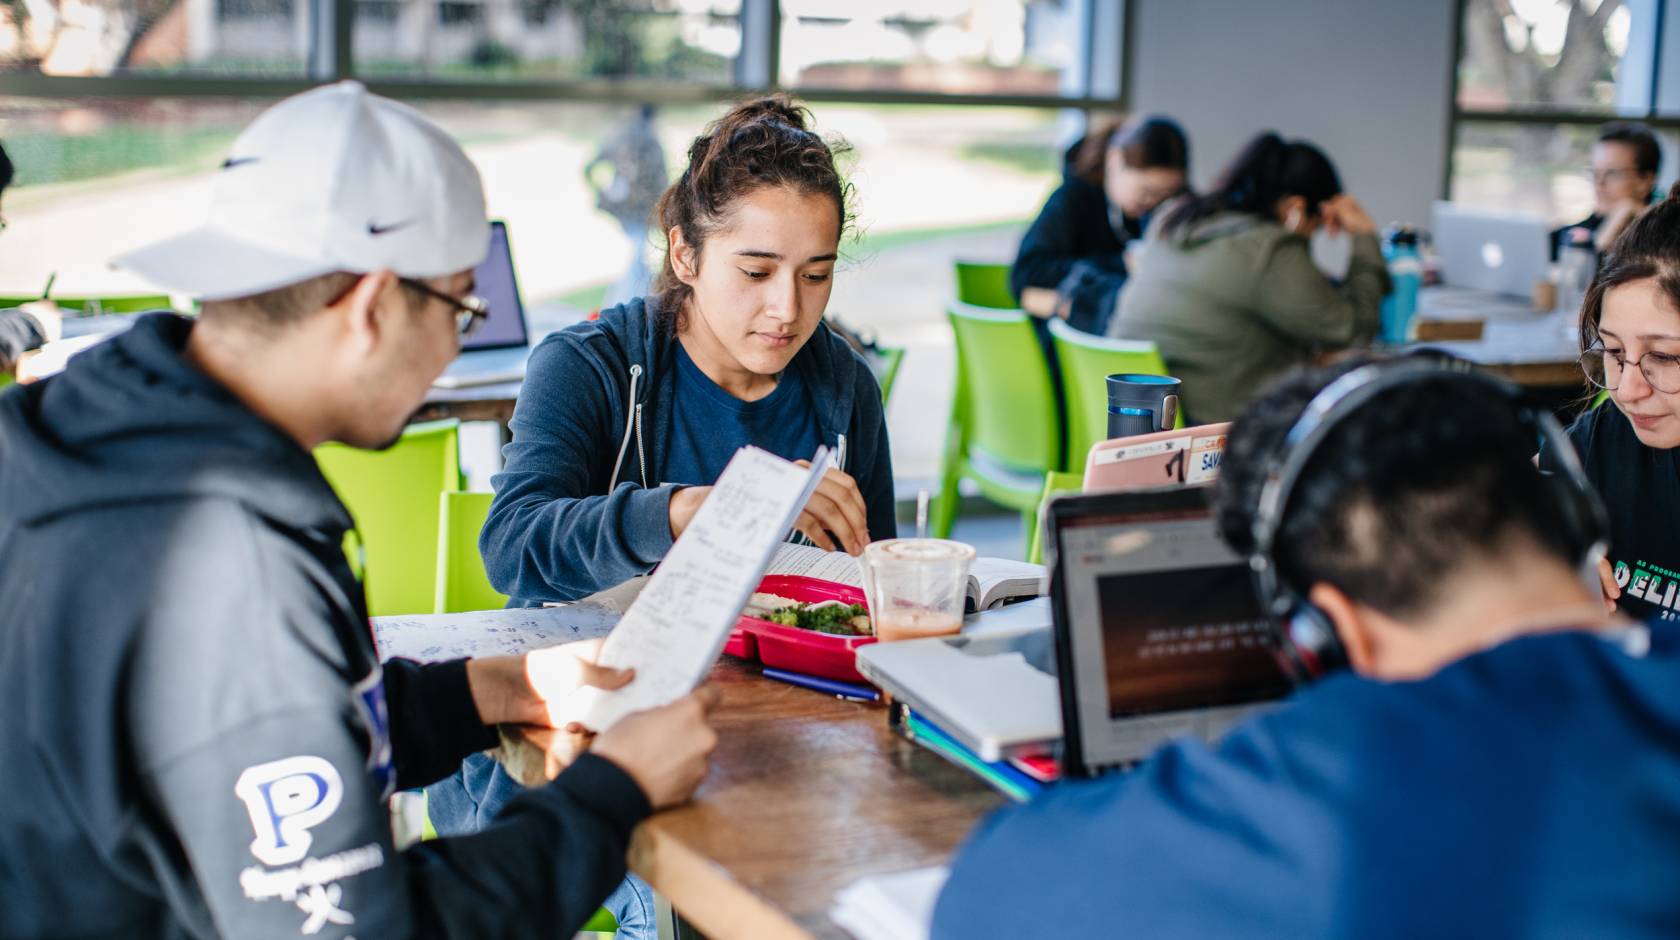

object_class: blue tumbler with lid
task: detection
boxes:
[1106,374,1181,439]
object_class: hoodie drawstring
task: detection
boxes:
[608,364,642,490]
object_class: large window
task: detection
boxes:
[0,0,314,76]
[779,1,1083,96]
[1456,0,1634,113]
[0,1,1115,489]
[353,1,741,82]
[1448,0,1679,223]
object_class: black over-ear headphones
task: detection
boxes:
[1247,356,1609,684]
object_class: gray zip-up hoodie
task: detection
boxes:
[0,314,652,939]
[482,296,897,606]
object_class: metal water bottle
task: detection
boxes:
[1380,226,1422,344]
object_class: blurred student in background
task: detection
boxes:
[1010,115,1189,335]
[1553,122,1662,261]
[0,141,63,383]
[1113,132,1387,424]
[588,104,669,309]
[1542,181,1680,622]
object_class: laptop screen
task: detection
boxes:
[463,220,529,351]
[1050,487,1291,775]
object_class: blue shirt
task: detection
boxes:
[664,342,824,486]
[935,623,1680,938]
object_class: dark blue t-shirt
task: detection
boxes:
[664,342,824,485]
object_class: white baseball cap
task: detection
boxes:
[113,81,489,301]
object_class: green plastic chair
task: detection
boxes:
[1026,470,1084,566]
[1049,317,1179,472]
[954,261,1017,310]
[0,294,173,314]
[435,491,509,613]
[876,345,907,403]
[934,302,1060,556]
[316,419,463,617]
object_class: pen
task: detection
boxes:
[762,666,879,702]
[39,272,56,301]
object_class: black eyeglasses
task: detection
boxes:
[1580,342,1680,394]
[399,277,489,338]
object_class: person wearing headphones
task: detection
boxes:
[1541,181,1680,622]
[933,355,1680,937]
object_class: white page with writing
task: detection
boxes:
[766,541,864,586]
[556,445,830,730]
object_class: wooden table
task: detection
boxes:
[1408,287,1585,388]
[412,380,523,426]
[628,657,1005,939]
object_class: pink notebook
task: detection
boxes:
[1082,423,1231,492]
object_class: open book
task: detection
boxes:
[768,543,1046,612]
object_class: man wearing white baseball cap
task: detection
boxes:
[0,80,718,938]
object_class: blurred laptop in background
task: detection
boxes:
[1431,201,1550,299]
[434,219,532,389]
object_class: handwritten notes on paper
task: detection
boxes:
[372,602,623,663]
[558,446,830,731]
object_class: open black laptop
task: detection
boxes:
[434,219,533,389]
[1046,485,1293,778]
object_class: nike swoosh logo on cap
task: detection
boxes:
[220,156,259,169]
[367,219,414,236]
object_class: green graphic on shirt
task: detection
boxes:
[1622,560,1680,618]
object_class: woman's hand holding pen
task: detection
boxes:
[793,460,870,555]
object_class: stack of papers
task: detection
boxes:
[830,866,949,940]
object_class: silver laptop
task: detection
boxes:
[1432,201,1550,299]
[434,219,533,389]
[1046,486,1291,777]
[855,605,1061,764]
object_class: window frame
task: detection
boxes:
[1445,0,1680,203]
[0,0,1132,112]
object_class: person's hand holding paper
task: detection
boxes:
[560,446,832,732]
[496,687,721,810]
[465,638,632,729]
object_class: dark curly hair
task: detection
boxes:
[651,95,853,331]
[1214,355,1577,619]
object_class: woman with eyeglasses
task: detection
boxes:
[1551,122,1662,262]
[1011,115,1190,335]
[1542,181,1680,620]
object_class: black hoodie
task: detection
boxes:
[0,314,650,938]
[1008,140,1140,336]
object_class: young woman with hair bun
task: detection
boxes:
[424,99,899,900]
